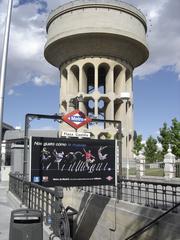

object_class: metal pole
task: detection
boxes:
[125,100,129,179]
[118,122,122,178]
[117,122,122,200]
[23,114,29,178]
[0,0,13,174]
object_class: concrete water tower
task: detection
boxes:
[44,0,149,160]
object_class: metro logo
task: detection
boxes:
[69,116,84,123]
[62,110,92,129]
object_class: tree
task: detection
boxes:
[157,119,180,159]
[157,122,171,158]
[133,134,144,156]
[170,118,180,158]
[144,136,158,163]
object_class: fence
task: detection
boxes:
[80,178,180,211]
[9,174,74,239]
[9,172,180,219]
[9,173,56,224]
[121,159,180,178]
[9,173,74,239]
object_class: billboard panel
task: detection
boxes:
[30,137,116,187]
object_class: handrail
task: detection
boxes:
[9,173,55,195]
[9,173,71,239]
[125,201,180,240]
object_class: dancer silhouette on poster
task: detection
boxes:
[82,149,95,169]
[65,151,83,163]
[49,149,65,170]
[98,146,108,160]
[41,147,51,170]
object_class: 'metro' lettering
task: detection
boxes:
[70,116,84,122]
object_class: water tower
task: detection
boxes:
[44,0,149,160]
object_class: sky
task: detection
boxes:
[0,0,179,140]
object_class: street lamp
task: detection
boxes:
[0,0,13,178]
[120,92,130,179]
[69,94,84,109]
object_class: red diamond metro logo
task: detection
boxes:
[106,176,113,181]
[62,110,92,129]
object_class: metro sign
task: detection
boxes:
[62,110,92,129]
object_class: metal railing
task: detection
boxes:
[9,173,180,240]
[80,178,180,211]
[9,173,74,239]
[125,201,180,240]
[10,173,180,212]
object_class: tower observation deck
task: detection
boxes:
[44,0,149,160]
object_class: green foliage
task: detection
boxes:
[170,118,180,158]
[134,118,179,162]
[155,150,163,162]
[144,136,158,163]
[158,118,180,158]
[133,134,144,155]
[157,122,171,157]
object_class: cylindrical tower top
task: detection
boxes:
[44,0,149,68]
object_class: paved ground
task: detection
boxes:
[0,181,12,240]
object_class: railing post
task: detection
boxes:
[51,186,70,239]
[164,147,176,179]
[136,151,145,178]
[54,186,63,210]
[22,177,27,205]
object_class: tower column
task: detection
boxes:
[94,65,98,92]
[106,66,114,93]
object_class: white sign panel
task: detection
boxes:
[62,131,90,138]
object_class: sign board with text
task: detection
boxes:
[30,137,116,187]
[62,110,92,129]
[62,131,90,138]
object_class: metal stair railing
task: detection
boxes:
[9,173,75,240]
[125,201,180,240]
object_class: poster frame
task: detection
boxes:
[30,136,117,187]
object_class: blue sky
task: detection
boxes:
[0,0,180,140]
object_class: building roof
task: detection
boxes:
[2,123,14,131]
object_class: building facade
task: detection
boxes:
[44,0,149,160]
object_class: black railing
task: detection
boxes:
[9,173,180,218]
[9,173,75,239]
[125,201,180,240]
[80,178,180,211]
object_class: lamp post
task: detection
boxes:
[69,95,84,109]
[120,92,130,179]
[0,0,13,176]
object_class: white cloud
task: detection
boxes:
[7,89,14,95]
[7,88,21,96]
[131,0,180,78]
[33,75,57,86]
[0,0,180,89]
[0,0,58,89]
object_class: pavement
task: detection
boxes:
[0,181,12,240]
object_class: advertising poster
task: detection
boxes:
[30,137,116,187]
